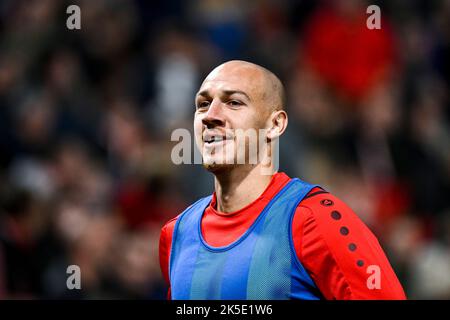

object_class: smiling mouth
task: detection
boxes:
[205,136,225,143]
[203,134,234,146]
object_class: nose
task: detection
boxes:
[202,99,225,128]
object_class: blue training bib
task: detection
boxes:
[169,178,323,300]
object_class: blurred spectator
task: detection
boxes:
[0,188,50,298]
[0,0,449,299]
[302,0,397,104]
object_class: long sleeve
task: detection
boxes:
[292,192,406,300]
[159,189,407,300]
[159,216,177,300]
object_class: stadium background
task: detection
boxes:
[0,0,449,299]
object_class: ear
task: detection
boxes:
[266,110,288,140]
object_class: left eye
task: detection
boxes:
[228,100,242,106]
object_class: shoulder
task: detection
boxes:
[159,196,208,239]
[300,187,353,215]
[298,189,377,244]
[293,189,406,299]
[160,215,179,237]
[296,189,378,261]
[159,200,197,236]
[159,215,180,256]
[298,185,368,228]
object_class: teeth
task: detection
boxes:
[206,136,225,143]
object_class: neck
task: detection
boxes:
[213,164,275,213]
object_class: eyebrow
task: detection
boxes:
[196,89,252,102]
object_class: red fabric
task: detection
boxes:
[159,172,406,300]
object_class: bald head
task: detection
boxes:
[194,60,289,174]
[201,60,286,114]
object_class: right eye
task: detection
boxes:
[197,101,210,109]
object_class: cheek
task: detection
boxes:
[237,112,265,132]
[193,116,203,145]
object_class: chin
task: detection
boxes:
[202,157,237,173]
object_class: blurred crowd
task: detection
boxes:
[0,0,449,299]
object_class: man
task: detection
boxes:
[159,60,406,300]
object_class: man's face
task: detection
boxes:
[194,63,270,172]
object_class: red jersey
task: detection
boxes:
[159,172,406,300]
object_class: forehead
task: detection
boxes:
[197,65,266,98]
